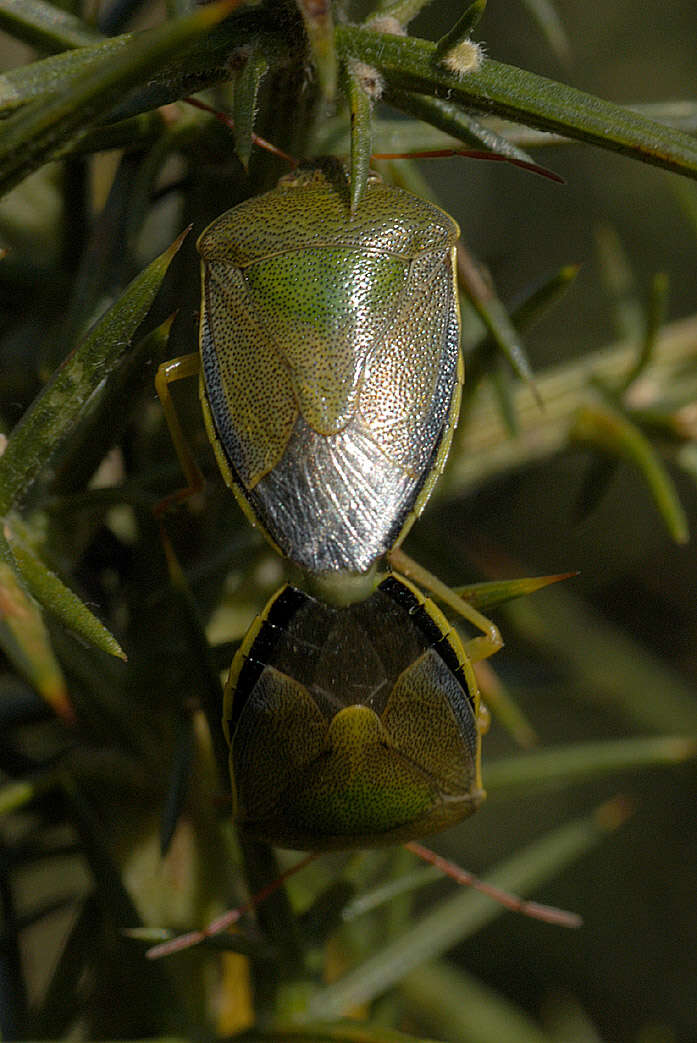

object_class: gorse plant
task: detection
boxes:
[1,1,697,1041]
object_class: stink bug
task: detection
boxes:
[224,573,485,850]
[156,159,462,577]
[143,566,581,962]
[147,156,583,963]
[143,565,583,963]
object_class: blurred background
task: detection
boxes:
[1,1,697,1041]
[403,2,697,1041]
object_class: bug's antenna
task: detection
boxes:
[183,96,298,167]
[405,841,582,928]
[142,852,317,959]
[372,148,564,183]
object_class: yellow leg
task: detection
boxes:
[388,547,503,662]
[154,353,205,517]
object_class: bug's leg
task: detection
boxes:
[404,842,582,928]
[154,352,205,517]
[388,547,503,662]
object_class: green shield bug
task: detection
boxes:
[223,572,485,850]
[157,160,462,577]
[143,566,581,963]
[146,154,584,964]
[147,158,584,960]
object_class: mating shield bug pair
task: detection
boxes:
[149,158,584,959]
[157,160,502,850]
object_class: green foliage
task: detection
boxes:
[1,2,696,1041]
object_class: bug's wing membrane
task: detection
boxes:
[200,263,298,488]
[311,615,390,715]
[360,249,460,479]
[256,420,418,571]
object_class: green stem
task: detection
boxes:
[444,314,697,496]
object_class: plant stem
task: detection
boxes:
[445,313,697,495]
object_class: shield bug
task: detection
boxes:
[156,159,462,577]
[223,572,485,850]
[142,568,581,963]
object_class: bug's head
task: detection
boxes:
[276,156,382,199]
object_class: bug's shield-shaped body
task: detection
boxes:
[198,165,462,573]
[224,574,484,850]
